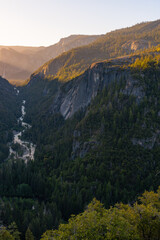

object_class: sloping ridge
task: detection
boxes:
[0,35,100,84]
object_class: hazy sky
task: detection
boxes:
[0,0,159,46]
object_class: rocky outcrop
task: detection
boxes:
[131,130,160,149]
[121,77,145,103]
[71,130,98,159]
[122,39,157,52]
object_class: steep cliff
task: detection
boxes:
[50,56,146,119]
[23,46,160,163]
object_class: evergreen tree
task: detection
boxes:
[8,222,20,240]
[25,228,34,240]
[0,227,14,240]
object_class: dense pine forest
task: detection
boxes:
[0,77,20,160]
[1,187,160,239]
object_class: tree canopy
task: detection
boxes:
[41,187,160,240]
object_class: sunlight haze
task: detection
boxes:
[0,0,160,46]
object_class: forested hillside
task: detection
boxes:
[1,186,160,239]
[41,187,160,240]
[0,46,160,239]
[0,77,20,160]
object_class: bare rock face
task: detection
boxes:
[121,77,145,103]
[50,59,145,119]
[122,39,156,52]
[71,130,98,159]
[131,130,160,149]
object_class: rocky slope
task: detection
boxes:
[49,56,143,119]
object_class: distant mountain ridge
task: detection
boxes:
[31,19,160,83]
[0,35,100,84]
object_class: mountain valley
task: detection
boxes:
[0,19,160,239]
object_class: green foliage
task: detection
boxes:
[0,222,20,240]
[0,227,14,240]
[25,228,34,240]
[8,222,20,240]
[41,198,108,240]
[41,187,160,240]
[130,54,160,70]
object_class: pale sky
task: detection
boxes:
[0,0,159,47]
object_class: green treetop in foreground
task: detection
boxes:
[41,187,160,240]
[0,222,20,240]
[25,228,34,240]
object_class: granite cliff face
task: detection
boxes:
[49,57,145,119]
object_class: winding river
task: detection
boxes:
[9,93,36,162]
